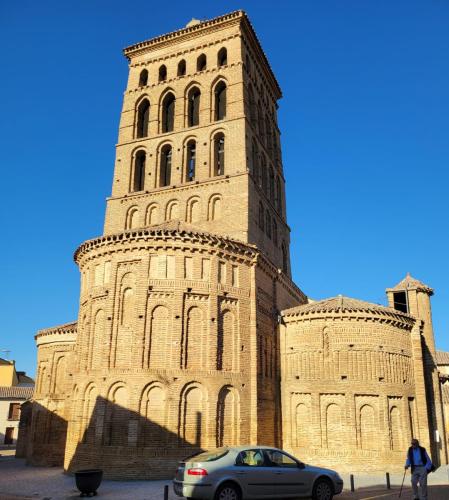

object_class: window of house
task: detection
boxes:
[136,99,150,138]
[132,150,146,192]
[214,82,227,121]
[217,47,227,67]
[162,93,175,133]
[177,59,186,77]
[197,54,207,72]
[8,403,21,421]
[138,69,148,87]
[159,64,167,82]
[4,427,14,445]
[213,133,225,176]
[188,88,200,127]
[160,145,172,187]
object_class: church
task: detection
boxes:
[17,11,449,478]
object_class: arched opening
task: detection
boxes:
[136,99,150,138]
[265,209,271,238]
[197,54,206,72]
[272,219,278,246]
[216,386,239,447]
[158,64,167,82]
[187,198,201,224]
[217,310,236,371]
[269,167,275,201]
[217,47,227,67]
[214,81,227,121]
[145,204,158,226]
[259,202,264,231]
[138,69,148,87]
[187,87,200,127]
[261,156,267,193]
[177,59,186,77]
[141,385,167,446]
[281,241,288,273]
[186,140,196,181]
[132,150,145,192]
[326,403,343,448]
[248,86,256,124]
[161,93,175,133]
[209,195,222,221]
[126,207,138,230]
[159,145,172,187]
[213,133,225,176]
[252,140,259,183]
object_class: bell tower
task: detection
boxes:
[103,10,291,274]
[63,11,305,479]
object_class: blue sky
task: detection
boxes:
[1,0,448,377]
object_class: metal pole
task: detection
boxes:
[386,472,391,489]
[399,469,406,498]
[164,484,169,500]
[350,474,355,492]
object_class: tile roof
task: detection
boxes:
[436,351,449,365]
[387,273,433,295]
[0,386,34,399]
[282,295,412,319]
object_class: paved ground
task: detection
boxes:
[0,455,448,500]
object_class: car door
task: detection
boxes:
[263,449,308,498]
[232,449,276,498]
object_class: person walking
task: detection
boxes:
[404,438,432,500]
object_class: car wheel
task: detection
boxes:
[214,482,241,500]
[312,478,333,500]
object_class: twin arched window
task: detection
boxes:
[132,151,146,192]
[188,87,200,127]
[160,145,172,187]
[161,93,175,133]
[197,54,207,72]
[139,69,148,87]
[186,140,196,181]
[178,59,186,77]
[215,81,227,121]
[136,99,150,138]
[217,48,227,67]
[159,65,167,82]
[213,133,225,176]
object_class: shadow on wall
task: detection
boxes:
[18,396,206,479]
[16,400,67,466]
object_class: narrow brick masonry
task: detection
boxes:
[16,11,449,478]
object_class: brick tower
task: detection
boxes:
[62,11,305,478]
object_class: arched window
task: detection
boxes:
[187,87,200,127]
[214,81,227,121]
[160,145,172,187]
[281,242,288,273]
[186,140,196,181]
[126,207,139,230]
[261,156,267,193]
[161,93,175,133]
[136,99,150,138]
[139,69,148,87]
[265,115,272,150]
[272,219,278,246]
[177,59,186,77]
[276,177,282,211]
[197,54,206,72]
[158,64,167,82]
[269,167,275,202]
[132,150,145,192]
[213,133,225,176]
[265,209,271,238]
[217,47,227,67]
[252,140,259,183]
[259,202,264,231]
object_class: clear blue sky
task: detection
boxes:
[1,0,448,377]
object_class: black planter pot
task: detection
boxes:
[74,469,103,497]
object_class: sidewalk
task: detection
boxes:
[0,456,448,500]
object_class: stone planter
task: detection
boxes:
[74,469,103,497]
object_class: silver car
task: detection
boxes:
[173,446,343,500]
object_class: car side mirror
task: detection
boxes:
[297,462,305,469]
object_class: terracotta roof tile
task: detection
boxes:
[436,351,449,365]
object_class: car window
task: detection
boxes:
[185,447,229,462]
[264,449,298,468]
[236,449,265,467]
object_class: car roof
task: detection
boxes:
[228,445,281,452]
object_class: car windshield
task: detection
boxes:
[186,447,229,462]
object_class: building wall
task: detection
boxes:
[0,399,22,445]
[281,308,418,472]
